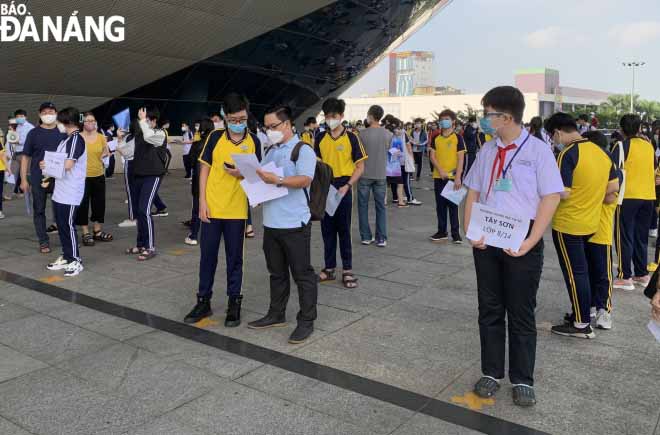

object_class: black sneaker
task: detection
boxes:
[551,323,596,339]
[225,295,243,327]
[181,220,192,227]
[452,236,463,244]
[288,324,314,344]
[152,209,169,217]
[248,313,287,329]
[184,297,212,324]
[512,385,536,407]
[474,376,501,398]
[430,232,448,242]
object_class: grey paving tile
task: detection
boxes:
[46,304,154,341]
[0,284,70,312]
[0,299,37,324]
[390,413,482,435]
[0,416,34,435]
[0,314,116,364]
[0,343,48,383]
[236,365,414,434]
[124,413,214,435]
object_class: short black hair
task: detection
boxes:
[14,109,27,117]
[578,114,589,122]
[322,97,346,116]
[481,86,526,124]
[209,111,222,119]
[582,130,608,149]
[304,116,317,126]
[160,118,170,126]
[438,109,457,121]
[57,107,81,128]
[620,114,641,137]
[146,107,160,122]
[544,112,578,135]
[223,93,250,115]
[367,105,384,121]
[467,115,477,123]
[264,104,292,123]
[529,116,543,132]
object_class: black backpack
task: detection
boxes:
[290,141,333,221]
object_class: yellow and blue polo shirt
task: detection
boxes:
[314,128,367,179]
[611,136,656,200]
[553,139,618,235]
[199,129,261,219]
[0,146,6,171]
[430,132,466,179]
[300,130,315,146]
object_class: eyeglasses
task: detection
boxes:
[265,120,285,130]
[227,117,248,124]
[484,112,507,119]
[84,120,96,123]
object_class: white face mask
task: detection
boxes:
[181,126,188,132]
[267,129,284,144]
[57,123,66,133]
[214,121,224,130]
[326,118,342,130]
[41,114,57,125]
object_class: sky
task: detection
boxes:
[342,0,660,100]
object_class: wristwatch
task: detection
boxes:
[276,176,284,187]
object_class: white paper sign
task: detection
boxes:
[5,172,16,185]
[648,320,660,343]
[231,153,262,184]
[466,203,530,252]
[325,185,345,217]
[239,162,287,207]
[43,151,67,179]
[441,180,468,205]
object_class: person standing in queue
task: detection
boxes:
[184,93,261,326]
[247,104,318,344]
[463,86,563,407]
[315,97,367,289]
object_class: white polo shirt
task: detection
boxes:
[52,131,87,206]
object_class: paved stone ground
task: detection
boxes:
[0,168,658,435]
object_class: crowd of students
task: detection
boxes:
[1,85,659,406]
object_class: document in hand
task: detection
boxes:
[325,185,345,217]
[466,202,530,252]
[5,172,15,185]
[441,180,467,205]
[43,151,67,179]
[239,161,288,207]
[231,154,262,184]
[112,108,130,131]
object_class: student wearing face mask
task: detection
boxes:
[75,112,112,246]
[429,110,466,243]
[21,102,67,254]
[4,118,19,201]
[128,107,169,261]
[301,117,318,146]
[181,122,194,179]
[210,111,225,131]
[148,119,170,217]
[116,123,138,228]
[315,98,367,289]
[411,118,428,181]
[477,117,495,148]
[248,104,318,344]
[184,93,261,326]
[13,109,35,197]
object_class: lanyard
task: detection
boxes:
[501,132,530,180]
[486,132,530,199]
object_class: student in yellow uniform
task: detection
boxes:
[315,98,367,289]
[300,117,318,146]
[547,113,619,339]
[184,93,261,326]
[429,109,465,243]
[612,114,656,290]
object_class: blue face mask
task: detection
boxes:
[439,119,452,129]
[16,117,25,125]
[227,122,247,134]
[479,117,496,135]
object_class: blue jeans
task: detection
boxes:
[357,178,387,242]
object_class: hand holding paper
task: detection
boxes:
[441,180,467,205]
[466,203,530,252]
[42,151,67,179]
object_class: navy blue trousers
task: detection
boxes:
[189,195,200,240]
[553,230,593,324]
[586,242,612,313]
[123,160,138,221]
[134,176,161,250]
[52,201,80,262]
[434,178,460,239]
[198,219,246,300]
[615,200,653,279]
[321,182,353,270]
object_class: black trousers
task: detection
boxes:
[53,201,80,263]
[198,219,246,299]
[413,151,423,178]
[615,199,653,279]
[473,240,543,386]
[183,154,192,178]
[586,242,612,313]
[553,231,593,324]
[263,223,318,325]
[75,175,106,226]
[105,154,115,178]
[434,178,460,238]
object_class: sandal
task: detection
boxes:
[46,224,58,233]
[125,247,142,255]
[318,268,336,282]
[137,249,157,261]
[245,230,255,238]
[39,244,51,254]
[82,233,95,246]
[342,272,359,289]
[93,231,113,242]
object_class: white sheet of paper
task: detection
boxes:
[441,180,468,205]
[466,202,530,252]
[325,185,345,217]
[388,147,401,156]
[231,153,262,184]
[239,162,287,207]
[107,139,118,152]
[648,320,660,343]
[5,172,16,185]
[43,151,67,179]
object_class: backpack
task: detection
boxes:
[291,141,333,221]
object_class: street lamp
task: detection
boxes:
[622,61,645,113]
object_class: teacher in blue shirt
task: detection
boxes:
[249,104,318,345]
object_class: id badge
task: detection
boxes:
[494,178,512,192]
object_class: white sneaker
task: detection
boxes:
[650,229,658,238]
[361,238,375,245]
[47,256,69,271]
[409,199,423,206]
[118,219,137,228]
[184,237,198,246]
[63,260,84,277]
[590,306,597,320]
[0,211,5,219]
[595,309,612,330]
